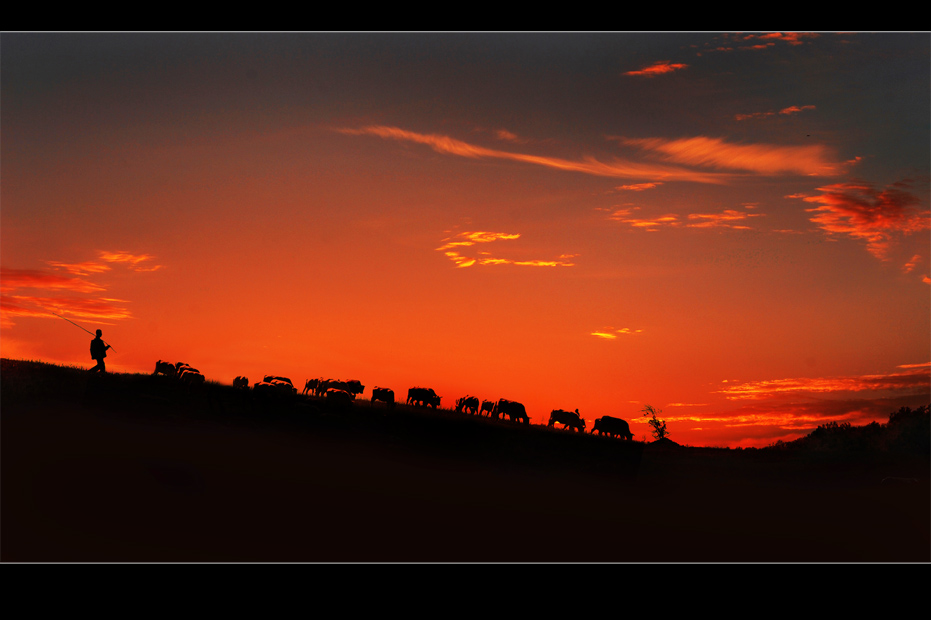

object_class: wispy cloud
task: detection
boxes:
[493,128,528,144]
[716,364,930,401]
[337,125,731,184]
[591,327,643,339]
[736,105,816,121]
[608,207,680,231]
[686,208,764,229]
[615,182,662,191]
[45,261,112,276]
[622,61,688,77]
[1,250,161,328]
[437,231,576,268]
[609,206,763,231]
[99,251,162,271]
[617,136,841,176]
[2,294,132,323]
[705,32,820,54]
[797,180,931,259]
[0,268,105,294]
[902,254,922,273]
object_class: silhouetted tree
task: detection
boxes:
[641,405,668,441]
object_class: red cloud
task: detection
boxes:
[801,180,931,259]
[623,61,689,77]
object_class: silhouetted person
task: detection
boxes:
[89,329,110,373]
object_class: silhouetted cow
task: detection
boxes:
[480,400,496,417]
[339,379,365,398]
[233,376,249,389]
[154,360,176,376]
[177,366,200,380]
[455,396,479,415]
[407,387,441,409]
[253,380,293,398]
[592,416,633,440]
[313,378,332,397]
[317,379,364,399]
[493,399,529,424]
[325,388,354,407]
[548,409,585,432]
[371,387,395,409]
[264,375,293,387]
[180,370,206,386]
[302,378,318,396]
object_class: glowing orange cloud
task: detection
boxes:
[686,208,764,229]
[45,261,112,276]
[618,136,840,176]
[616,182,662,191]
[800,180,931,259]
[3,295,132,322]
[2,251,161,328]
[437,231,575,268]
[716,365,930,400]
[903,254,922,273]
[99,251,162,271]
[494,128,528,144]
[609,208,680,231]
[610,206,762,231]
[736,105,816,121]
[337,125,730,184]
[779,105,816,115]
[0,268,105,294]
[623,61,689,77]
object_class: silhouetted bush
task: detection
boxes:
[771,405,929,454]
[641,405,669,441]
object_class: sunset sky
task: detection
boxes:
[3,32,929,447]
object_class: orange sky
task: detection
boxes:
[3,33,929,447]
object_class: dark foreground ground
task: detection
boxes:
[2,360,928,562]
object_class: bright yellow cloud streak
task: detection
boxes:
[437,231,575,268]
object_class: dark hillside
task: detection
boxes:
[2,359,928,562]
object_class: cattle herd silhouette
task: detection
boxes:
[153,359,636,440]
